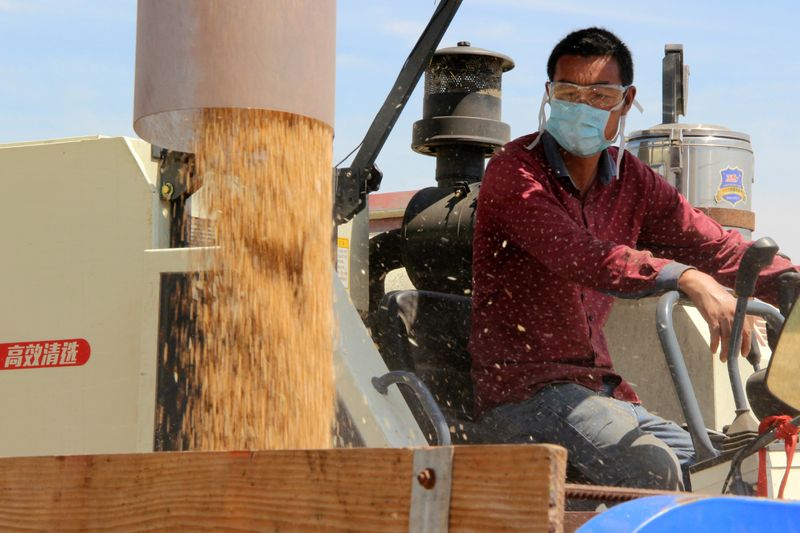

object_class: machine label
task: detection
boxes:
[0,339,91,370]
[337,237,350,290]
[715,167,746,206]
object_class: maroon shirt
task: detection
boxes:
[470,131,797,417]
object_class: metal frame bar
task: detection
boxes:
[656,291,718,462]
[409,446,455,532]
[373,370,452,446]
[656,291,785,463]
[334,0,463,222]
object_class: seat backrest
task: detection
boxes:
[373,290,475,427]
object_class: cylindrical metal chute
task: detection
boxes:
[133,0,336,153]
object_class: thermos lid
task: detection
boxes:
[629,123,750,142]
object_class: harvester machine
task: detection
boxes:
[1,1,800,531]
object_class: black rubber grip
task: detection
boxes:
[735,237,779,297]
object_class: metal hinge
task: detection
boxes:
[409,446,454,532]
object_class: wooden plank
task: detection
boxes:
[564,512,599,533]
[450,445,566,532]
[0,444,565,532]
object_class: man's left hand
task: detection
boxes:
[678,269,753,362]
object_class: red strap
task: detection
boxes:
[757,415,799,498]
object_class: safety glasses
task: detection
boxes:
[547,81,629,111]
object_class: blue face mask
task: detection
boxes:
[545,99,620,157]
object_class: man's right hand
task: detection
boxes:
[678,268,754,362]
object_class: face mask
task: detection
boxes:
[526,91,643,177]
[545,98,624,157]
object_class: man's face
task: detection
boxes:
[549,54,636,142]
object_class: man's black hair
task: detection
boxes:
[547,27,634,86]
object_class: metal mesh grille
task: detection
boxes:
[425,56,502,96]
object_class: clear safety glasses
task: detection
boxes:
[547,81,629,111]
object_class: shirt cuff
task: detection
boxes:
[655,262,696,292]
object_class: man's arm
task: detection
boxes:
[637,160,797,358]
[486,155,678,296]
[638,161,797,305]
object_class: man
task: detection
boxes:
[469,27,798,490]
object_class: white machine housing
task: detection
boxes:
[0,136,425,457]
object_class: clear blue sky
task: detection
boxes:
[1,0,798,261]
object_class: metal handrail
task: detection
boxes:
[372,370,452,446]
[656,291,785,463]
[727,299,785,412]
[746,299,785,331]
[656,291,719,462]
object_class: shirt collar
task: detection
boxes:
[540,130,617,188]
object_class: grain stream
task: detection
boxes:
[183,108,333,450]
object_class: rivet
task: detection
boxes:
[417,468,436,490]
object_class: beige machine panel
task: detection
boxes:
[0,137,162,457]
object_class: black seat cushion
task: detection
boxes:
[373,290,476,439]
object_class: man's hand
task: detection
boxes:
[678,269,754,362]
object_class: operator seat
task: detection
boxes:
[373,289,488,444]
[373,290,592,484]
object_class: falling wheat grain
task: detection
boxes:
[180,108,334,450]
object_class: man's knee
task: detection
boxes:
[609,434,684,491]
[571,433,683,490]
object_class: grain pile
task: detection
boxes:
[183,108,334,450]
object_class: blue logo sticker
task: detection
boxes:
[715,167,746,206]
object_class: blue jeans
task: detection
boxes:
[481,383,695,490]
